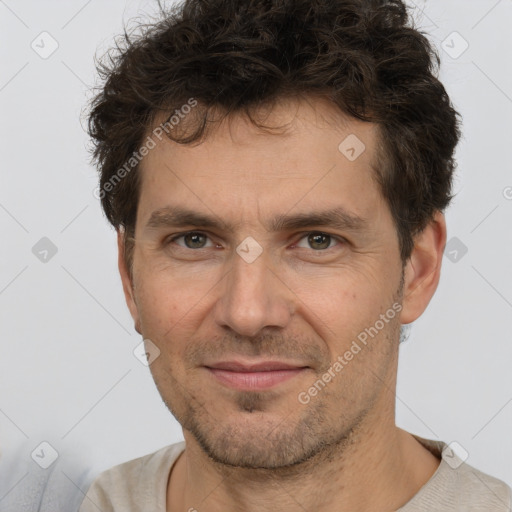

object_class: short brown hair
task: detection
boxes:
[87,0,461,272]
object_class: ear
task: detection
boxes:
[117,229,142,335]
[399,210,447,325]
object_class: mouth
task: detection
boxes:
[204,360,310,391]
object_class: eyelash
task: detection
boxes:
[164,231,345,252]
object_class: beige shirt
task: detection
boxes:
[79,435,511,511]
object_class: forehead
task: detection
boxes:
[136,96,386,229]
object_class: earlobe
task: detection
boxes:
[117,229,142,335]
[399,211,447,325]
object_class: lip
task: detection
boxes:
[205,360,309,390]
[206,360,307,372]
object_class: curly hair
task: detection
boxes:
[87,0,461,273]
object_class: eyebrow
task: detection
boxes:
[145,205,370,234]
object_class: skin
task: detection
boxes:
[118,95,446,511]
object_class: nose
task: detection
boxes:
[213,245,294,338]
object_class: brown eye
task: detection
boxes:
[308,233,332,250]
[168,231,213,249]
[183,233,207,248]
[295,232,340,251]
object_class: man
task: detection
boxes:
[80,0,511,510]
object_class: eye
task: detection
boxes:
[164,231,344,253]
[167,231,216,249]
[294,232,343,251]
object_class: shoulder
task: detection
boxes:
[79,441,186,512]
[452,460,511,510]
[405,435,511,511]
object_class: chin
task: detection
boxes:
[181,403,349,470]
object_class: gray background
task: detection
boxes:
[1,0,511,506]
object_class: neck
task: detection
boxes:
[168,409,440,511]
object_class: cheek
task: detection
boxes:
[293,272,394,353]
[135,274,190,340]
[294,269,383,316]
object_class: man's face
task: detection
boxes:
[123,96,407,469]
